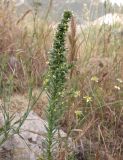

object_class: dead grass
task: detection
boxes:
[0,2,123,160]
[0,3,53,92]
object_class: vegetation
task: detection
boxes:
[44,11,72,160]
[0,0,123,160]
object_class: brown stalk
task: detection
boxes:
[68,15,78,78]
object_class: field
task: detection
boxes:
[0,1,123,160]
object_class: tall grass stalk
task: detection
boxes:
[0,2,45,146]
[0,66,44,146]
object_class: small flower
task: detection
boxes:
[83,96,92,103]
[74,91,80,98]
[43,78,49,85]
[91,76,99,82]
[75,110,82,117]
[114,85,120,90]
[117,78,123,83]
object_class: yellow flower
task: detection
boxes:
[83,96,92,103]
[114,85,120,90]
[75,110,82,117]
[117,78,123,83]
[91,76,99,82]
[74,91,80,98]
[43,78,49,85]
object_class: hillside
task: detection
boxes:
[16,0,107,23]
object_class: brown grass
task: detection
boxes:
[0,2,123,160]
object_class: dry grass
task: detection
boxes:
[0,3,54,92]
[0,1,123,160]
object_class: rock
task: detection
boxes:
[0,111,68,160]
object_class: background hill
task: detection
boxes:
[16,0,123,23]
[16,0,112,23]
